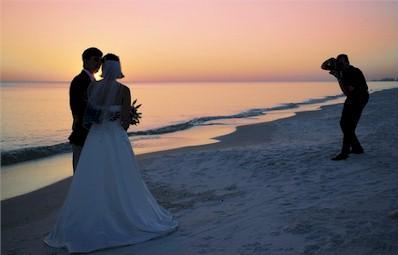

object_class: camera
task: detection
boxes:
[321,57,342,71]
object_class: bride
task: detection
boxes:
[44,54,178,253]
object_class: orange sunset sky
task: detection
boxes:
[1,0,397,82]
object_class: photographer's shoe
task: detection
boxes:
[331,153,349,161]
[350,147,364,154]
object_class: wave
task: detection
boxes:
[1,94,343,166]
[1,143,71,166]
[127,94,343,136]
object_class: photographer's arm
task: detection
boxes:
[337,79,349,96]
[329,71,349,96]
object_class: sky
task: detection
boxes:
[1,0,398,82]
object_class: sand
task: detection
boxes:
[2,88,397,255]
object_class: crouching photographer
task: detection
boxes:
[321,54,369,160]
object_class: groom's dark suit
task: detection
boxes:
[69,70,92,145]
[68,70,93,171]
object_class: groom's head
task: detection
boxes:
[82,47,103,74]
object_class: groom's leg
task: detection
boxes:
[72,144,82,173]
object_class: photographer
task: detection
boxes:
[321,54,369,160]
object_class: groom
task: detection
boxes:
[68,47,103,172]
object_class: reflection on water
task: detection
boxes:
[2,81,397,152]
[1,82,397,200]
[1,153,72,200]
[2,81,347,151]
[0,97,344,200]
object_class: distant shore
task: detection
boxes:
[2,88,397,255]
[371,78,398,82]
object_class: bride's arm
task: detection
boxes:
[120,86,131,131]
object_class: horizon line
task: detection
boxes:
[1,76,398,84]
[1,79,397,84]
[0,80,336,84]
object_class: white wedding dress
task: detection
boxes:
[44,105,177,252]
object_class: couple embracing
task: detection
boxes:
[44,48,178,253]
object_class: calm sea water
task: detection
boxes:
[1,81,397,199]
[1,81,397,161]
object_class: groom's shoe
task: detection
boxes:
[331,153,349,161]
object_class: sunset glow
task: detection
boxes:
[1,0,397,82]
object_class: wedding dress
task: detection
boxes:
[44,59,177,253]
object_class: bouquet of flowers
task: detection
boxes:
[129,99,142,126]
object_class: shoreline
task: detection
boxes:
[2,88,396,204]
[1,93,344,167]
[4,80,397,167]
[1,96,347,200]
[1,100,343,201]
[2,88,397,254]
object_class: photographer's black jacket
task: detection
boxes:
[341,66,369,97]
[68,70,91,146]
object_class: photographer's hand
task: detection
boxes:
[329,70,341,79]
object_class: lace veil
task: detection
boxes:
[87,59,124,123]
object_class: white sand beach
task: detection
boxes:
[2,88,397,255]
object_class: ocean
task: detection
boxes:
[1,81,398,199]
[1,81,397,165]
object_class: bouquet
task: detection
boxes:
[129,99,142,125]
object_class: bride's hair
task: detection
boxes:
[100,53,124,79]
[88,52,125,123]
[102,53,120,63]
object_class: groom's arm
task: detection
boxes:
[69,78,86,126]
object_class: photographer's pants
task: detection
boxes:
[340,94,369,154]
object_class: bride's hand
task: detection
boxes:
[121,120,129,131]
[110,112,121,121]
